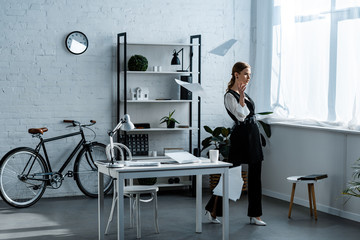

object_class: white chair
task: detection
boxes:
[105,143,159,238]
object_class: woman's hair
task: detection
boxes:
[227,61,251,91]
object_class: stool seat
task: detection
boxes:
[287,176,317,183]
[287,175,327,221]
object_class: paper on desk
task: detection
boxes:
[174,79,207,97]
[165,151,200,164]
[213,166,243,202]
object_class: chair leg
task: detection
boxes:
[105,180,118,235]
[310,183,318,220]
[136,193,141,239]
[129,195,134,228]
[154,192,159,233]
[288,183,296,218]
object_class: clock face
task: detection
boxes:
[65,31,88,55]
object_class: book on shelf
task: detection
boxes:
[297,174,328,181]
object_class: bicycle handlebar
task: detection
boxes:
[63,120,75,123]
[63,120,96,127]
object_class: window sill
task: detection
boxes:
[261,118,360,135]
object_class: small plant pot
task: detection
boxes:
[167,121,175,128]
[138,178,157,185]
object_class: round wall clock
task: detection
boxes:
[65,31,89,55]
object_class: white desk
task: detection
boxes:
[97,160,232,240]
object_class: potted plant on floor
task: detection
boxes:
[201,112,272,157]
[201,114,272,190]
[201,126,231,160]
[201,126,231,190]
[160,110,179,128]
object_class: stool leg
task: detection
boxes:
[136,193,141,239]
[307,184,313,217]
[288,183,296,218]
[310,184,318,220]
[154,192,159,233]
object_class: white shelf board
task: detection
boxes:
[120,42,200,47]
[121,71,198,75]
[155,181,192,188]
[125,127,198,132]
[125,100,194,103]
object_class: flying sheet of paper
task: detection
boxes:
[209,39,237,56]
[213,166,243,202]
[174,79,207,97]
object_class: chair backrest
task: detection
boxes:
[106,142,133,162]
[106,142,137,185]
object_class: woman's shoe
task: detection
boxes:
[250,217,266,226]
[205,211,221,224]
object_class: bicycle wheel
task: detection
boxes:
[0,147,48,208]
[74,142,113,198]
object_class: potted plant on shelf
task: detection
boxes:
[128,54,148,71]
[343,158,360,199]
[160,110,179,128]
[137,177,157,185]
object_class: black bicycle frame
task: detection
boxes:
[34,130,88,174]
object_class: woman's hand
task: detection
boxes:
[238,83,246,107]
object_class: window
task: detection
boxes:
[251,0,360,130]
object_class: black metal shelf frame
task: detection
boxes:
[116,32,201,157]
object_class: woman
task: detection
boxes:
[206,61,266,226]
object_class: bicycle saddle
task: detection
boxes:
[28,127,48,134]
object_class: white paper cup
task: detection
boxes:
[152,151,157,157]
[209,149,219,163]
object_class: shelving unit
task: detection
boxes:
[124,71,199,75]
[116,32,201,189]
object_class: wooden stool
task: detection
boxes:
[286,175,327,220]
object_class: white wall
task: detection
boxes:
[262,124,360,222]
[0,0,251,197]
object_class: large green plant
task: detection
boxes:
[343,158,360,198]
[257,112,272,146]
[201,112,272,159]
[201,126,231,159]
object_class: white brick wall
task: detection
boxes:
[0,0,251,197]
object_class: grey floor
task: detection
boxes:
[0,189,359,240]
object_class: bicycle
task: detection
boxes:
[0,120,113,208]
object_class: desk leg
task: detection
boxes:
[196,174,202,233]
[98,171,104,240]
[117,175,125,240]
[222,169,229,240]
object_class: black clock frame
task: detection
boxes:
[65,31,89,55]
